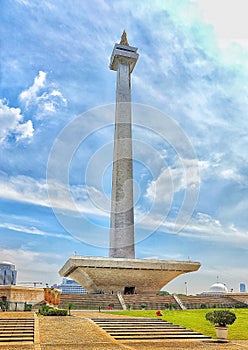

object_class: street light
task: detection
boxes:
[185,281,188,296]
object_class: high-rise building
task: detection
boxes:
[0,262,17,285]
[240,283,246,293]
[55,278,88,294]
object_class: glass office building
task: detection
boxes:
[240,283,246,293]
[56,278,88,294]
[0,262,17,285]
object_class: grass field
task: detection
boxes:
[108,309,248,340]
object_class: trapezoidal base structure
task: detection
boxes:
[59,256,200,295]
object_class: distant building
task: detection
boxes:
[240,283,246,293]
[200,282,228,296]
[0,262,17,285]
[55,278,88,294]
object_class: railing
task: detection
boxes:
[0,301,32,312]
[172,294,187,310]
[117,291,127,310]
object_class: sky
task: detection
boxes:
[1,0,248,295]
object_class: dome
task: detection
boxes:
[0,261,15,266]
[209,283,228,293]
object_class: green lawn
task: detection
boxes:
[107,309,248,340]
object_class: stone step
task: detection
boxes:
[0,337,34,342]
[0,318,34,321]
[109,331,199,335]
[93,320,172,323]
[93,319,173,322]
[0,324,33,326]
[105,328,194,332]
[0,323,34,326]
[96,322,175,327]
[114,334,211,340]
[91,317,211,342]
[0,329,34,333]
[0,321,34,324]
[0,327,34,330]
[0,318,34,343]
[0,333,34,337]
[91,318,164,322]
[100,325,183,329]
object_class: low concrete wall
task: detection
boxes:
[0,286,44,304]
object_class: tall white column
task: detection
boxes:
[109,33,138,258]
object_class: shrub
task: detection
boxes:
[157,291,170,295]
[24,303,32,311]
[38,304,50,314]
[206,310,236,327]
[46,308,67,316]
[169,303,176,310]
[200,304,207,309]
[38,304,67,316]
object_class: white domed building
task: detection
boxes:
[200,282,229,296]
[209,283,228,294]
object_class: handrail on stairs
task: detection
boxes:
[117,291,127,310]
[172,293,187,310]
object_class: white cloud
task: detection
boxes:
[220,168,244,183]
[178,212,248,245]
[145,158,199,204]
[0,174,108,218]
[19,71,46,107]
[19,71,67,117]
[0,99,34,143]
[198,154,246,185]
[0,248,62,285]
[0,222,74,241]
[194,0,248,48]
[135,205,248,246]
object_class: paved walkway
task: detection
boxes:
[0,311,247,349]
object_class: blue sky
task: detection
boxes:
[1,0,248,294]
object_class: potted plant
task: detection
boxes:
[205,310,236,340]
[141,304,146,310]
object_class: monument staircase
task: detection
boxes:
[224,294,248,307]
[0,317,34,343]
[59,292,248,310]
[59,293,121,310]
[91,317,211,341]
[178,295,246,309]
[122,294,179,310]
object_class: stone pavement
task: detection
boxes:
[0,311,247,349]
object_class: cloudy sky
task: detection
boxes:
[1,0,247,294]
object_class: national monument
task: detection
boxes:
[59,32,200,294]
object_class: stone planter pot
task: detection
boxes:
[215,326,228,339]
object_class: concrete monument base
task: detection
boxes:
[59,256,200,295]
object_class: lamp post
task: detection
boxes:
[185,281,188,296]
